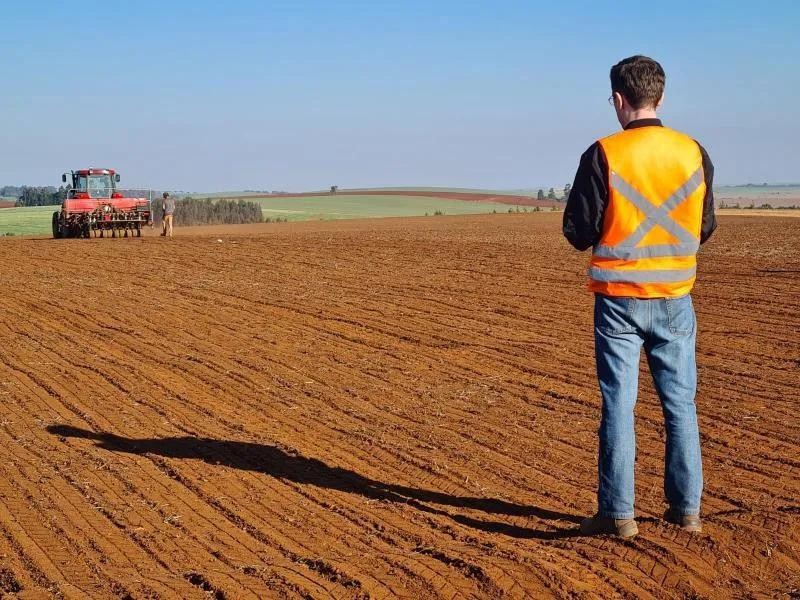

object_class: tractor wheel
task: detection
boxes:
[82,223,91,238]
[136,226,142,238]
[51,212,61,239]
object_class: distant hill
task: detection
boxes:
[714,185,800,207]
[191,187,563,208]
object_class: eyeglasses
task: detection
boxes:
[608,95,614,106]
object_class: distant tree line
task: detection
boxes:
[151,197,263,226]
[536,184,571,202]
[14,186,67,207]
[0,186,23,198]
[718,201,799,210]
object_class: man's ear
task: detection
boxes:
[613,92,625,110]
[655,92,665,110]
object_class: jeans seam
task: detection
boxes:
[600,511,635,520]
[670,507,701,516]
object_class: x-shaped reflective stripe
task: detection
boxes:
[594,168,704,260]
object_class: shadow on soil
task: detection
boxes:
[48,424,582,540]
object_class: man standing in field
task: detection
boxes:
[161,192,175,238]
[563,55,716,538]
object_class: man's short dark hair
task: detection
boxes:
[163,192,170,198]
[610,55,665,109]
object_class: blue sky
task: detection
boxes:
[1,0,798,191]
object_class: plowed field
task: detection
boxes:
[0,214,797,599]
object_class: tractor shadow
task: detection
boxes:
[48,424,582,540]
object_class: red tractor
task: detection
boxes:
[52,169,152,238]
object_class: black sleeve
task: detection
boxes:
[563,142,608,251]
[697,143,716,244]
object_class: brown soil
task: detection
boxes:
[0,200,16,209]
[0,214,797,599]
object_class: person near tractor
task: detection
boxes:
[161,192,176,238]
[563,55,716,538]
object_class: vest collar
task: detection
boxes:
[624,118,663,130]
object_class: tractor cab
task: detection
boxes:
[63,169,122,200]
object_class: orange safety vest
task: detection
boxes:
[589,125,706,298]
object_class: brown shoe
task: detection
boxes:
[664,509,702,533]
[580,514,638,538]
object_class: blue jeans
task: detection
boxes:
[594,293,703,519]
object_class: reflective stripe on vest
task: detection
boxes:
[588,265,697,283]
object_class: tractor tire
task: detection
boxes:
[52,212,62,239]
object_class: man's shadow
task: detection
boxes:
[47,424,581,540]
